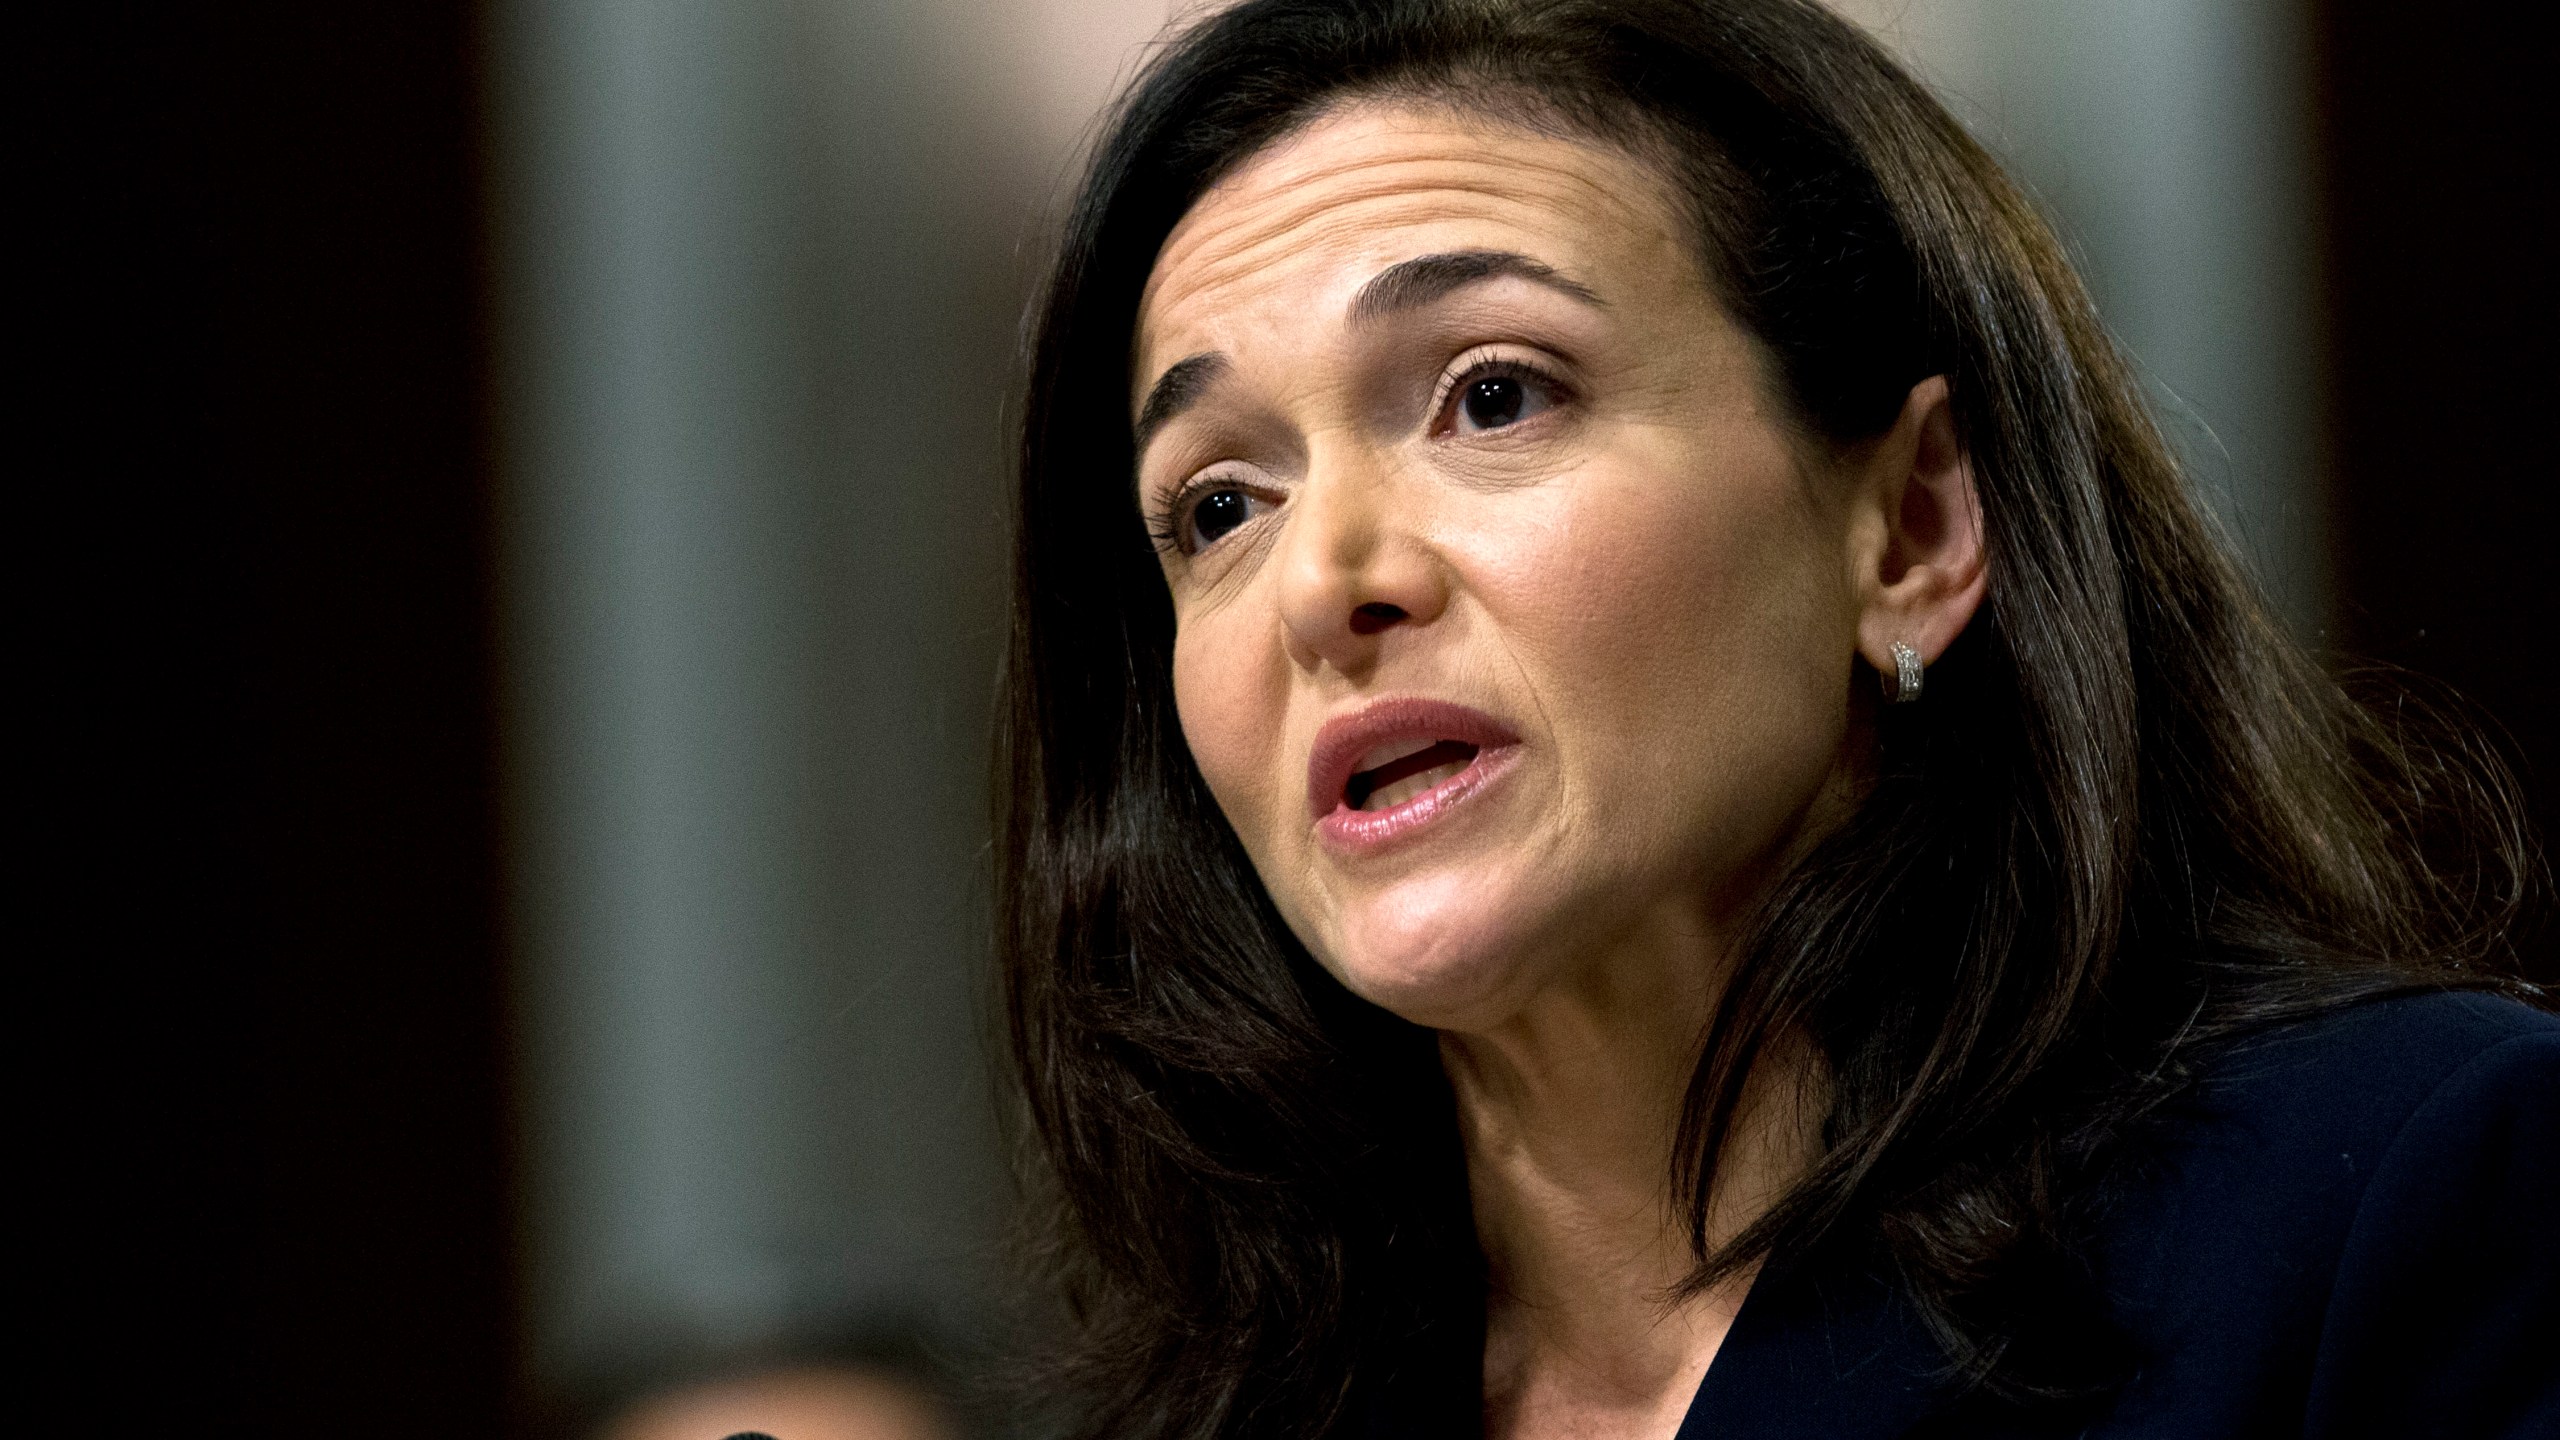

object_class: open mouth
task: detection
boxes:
[1343,738,1481,812]
[1306,697,1520,851]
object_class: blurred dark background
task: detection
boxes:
[40,0,2549,1434]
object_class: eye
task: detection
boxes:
[1189,487,1254,547]
[1462,376,1529,430]
[1439,359,1563,437]
[1154,481,1272,556]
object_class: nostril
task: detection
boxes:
[1349,602,1406,635]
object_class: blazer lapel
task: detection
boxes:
[1339,1253,1960,1439]
[1676,1259,1959,1440]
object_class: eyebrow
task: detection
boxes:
[1130,250,1602,454]
[1133,352,1228,456]
[1347,248,1603,324]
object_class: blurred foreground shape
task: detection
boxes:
[598,1365,959,1440]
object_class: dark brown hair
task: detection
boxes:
[996,2,2541,1435]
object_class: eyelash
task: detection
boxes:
[1144,482,1220,557]
[1428,350,1573,432]
[1145,350,1575,558]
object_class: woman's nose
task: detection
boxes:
[1274,453,1448,675]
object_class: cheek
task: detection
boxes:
[1171,608,1287,838]
[1478,443,1827,662]
[1462,439,1851,833]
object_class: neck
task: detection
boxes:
[1443,920,1815,1437]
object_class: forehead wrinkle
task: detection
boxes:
[1159,158,1649,298]
[1140,130,1680,357]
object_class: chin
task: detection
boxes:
[1316,862,1559,1032]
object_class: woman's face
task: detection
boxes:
[1132,104,1922,1034]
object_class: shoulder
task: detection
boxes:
[2095,990,2556,1285]
[2089,990,2560,1439]
[2188,988,2556,1127]
[2115,990,2554,1209]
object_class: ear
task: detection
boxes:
[1851,375,1986,677]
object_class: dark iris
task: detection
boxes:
[1462,375,1527,430]
[1191,488,1251,547]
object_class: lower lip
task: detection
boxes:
[1315,743,1520,855]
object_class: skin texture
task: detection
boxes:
[1134,103,1985,1438]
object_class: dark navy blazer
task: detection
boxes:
[1351,992,2560,1439]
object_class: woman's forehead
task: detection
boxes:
[1134,104,1694,379]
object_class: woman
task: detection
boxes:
[995,2,2557,1436]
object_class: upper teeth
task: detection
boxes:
[1355,737,1438,773]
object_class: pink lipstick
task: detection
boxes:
[1307,697,1521,854]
